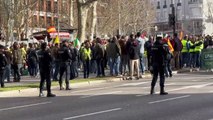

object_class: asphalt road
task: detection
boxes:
[0,73,213,120]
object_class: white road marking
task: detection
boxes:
[121,82,149,86]
[209,91,213,93]
[63,108,122,120]
[0,101,52,112]
[148,95,191,104]
[80,91,122,98]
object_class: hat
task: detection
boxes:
[156,33,163,38]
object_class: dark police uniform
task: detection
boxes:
[58,44,72,90]
[150,37,169,95]
[0,51,7,88]
[37,43,55,97]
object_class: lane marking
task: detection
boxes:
[0,101,52,112]
[63,108,122,120]
[121,82,149,86]
[148,95,190,104]
[80,91,122,98]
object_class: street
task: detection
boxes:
[0,73,213,120]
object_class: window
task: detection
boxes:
[54,2,58,13]
[163,0,167,8]
[47,17,52,26]
[46,1,51,12]
[157,1,160,9]
[39,0,44,11]
[177,0,181,6]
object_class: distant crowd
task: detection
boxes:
[0,32,213,88]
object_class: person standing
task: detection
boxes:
[126,34,140,80]
[37,42,55,97]
[181,36,190,68]
[150,34,169,95]
[3,46,12,83]
[94,38,106,77]
[145,36,154,71]
[58,40,72,90]
[69,42,79,80]
[0,45,8,88]
[27,43,38,77]
[194,36,204,69]
[11,42,23,82]
[136,32,146,76]
[172,33,183,70]
[106,37,121,76]
[51,43,60,81]
[82,41,92,78]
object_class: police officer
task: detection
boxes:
[37,42,56,97]
[150,34,169,95]
[58,40,72,90]
[0,45,7,88]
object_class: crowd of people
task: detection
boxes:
[0,32,213,97]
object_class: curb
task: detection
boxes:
[0,74,153,97]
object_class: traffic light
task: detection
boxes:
[169,14,175,26]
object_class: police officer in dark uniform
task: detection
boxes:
[0,45,7,88]
[150,34,169,95]
[37,42,56,97]
[58,40,72,90]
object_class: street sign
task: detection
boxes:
[201,48,213,69]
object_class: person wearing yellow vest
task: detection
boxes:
[82,41,92,79]
[181,36,190,68]
[189,36,196,68]
[194,36,204,68]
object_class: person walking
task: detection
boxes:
[58,40,72,90]
[150,34,169,95]
[37,42,56,97]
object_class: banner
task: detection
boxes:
[201,48,213,69]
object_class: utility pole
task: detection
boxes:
[172,5,176,36]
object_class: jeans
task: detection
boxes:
[189,52,196,68]
[120,55,129,75]
[70,61,78,80]
[96,58,105,77]
[28,60,37,76]
[181,52,190,67]
[53,60,60,80]
[90,60,97,73]
[164,60,172,77]
[12,64,21,81]
[139,54,145,74]
[195,51,201,68]
[3,64,11,82]
[109,56,120,76]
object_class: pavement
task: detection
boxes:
[0,72,213,120]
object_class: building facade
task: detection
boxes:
[153,0,213,35]
[29,0,71,35]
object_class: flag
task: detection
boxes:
[47,26,56,33]
[74,38,80,48]
[167,39,174,52]
[179,31,183,40]
[54,35,60,44]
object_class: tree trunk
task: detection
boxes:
[90,1,97,41]
[70,0,74,27]
[77,2,89,42]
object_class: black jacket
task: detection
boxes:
[37,50,52,72]
[151,40,168,66]
[58,46,72,63]
[127,39,140,60]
